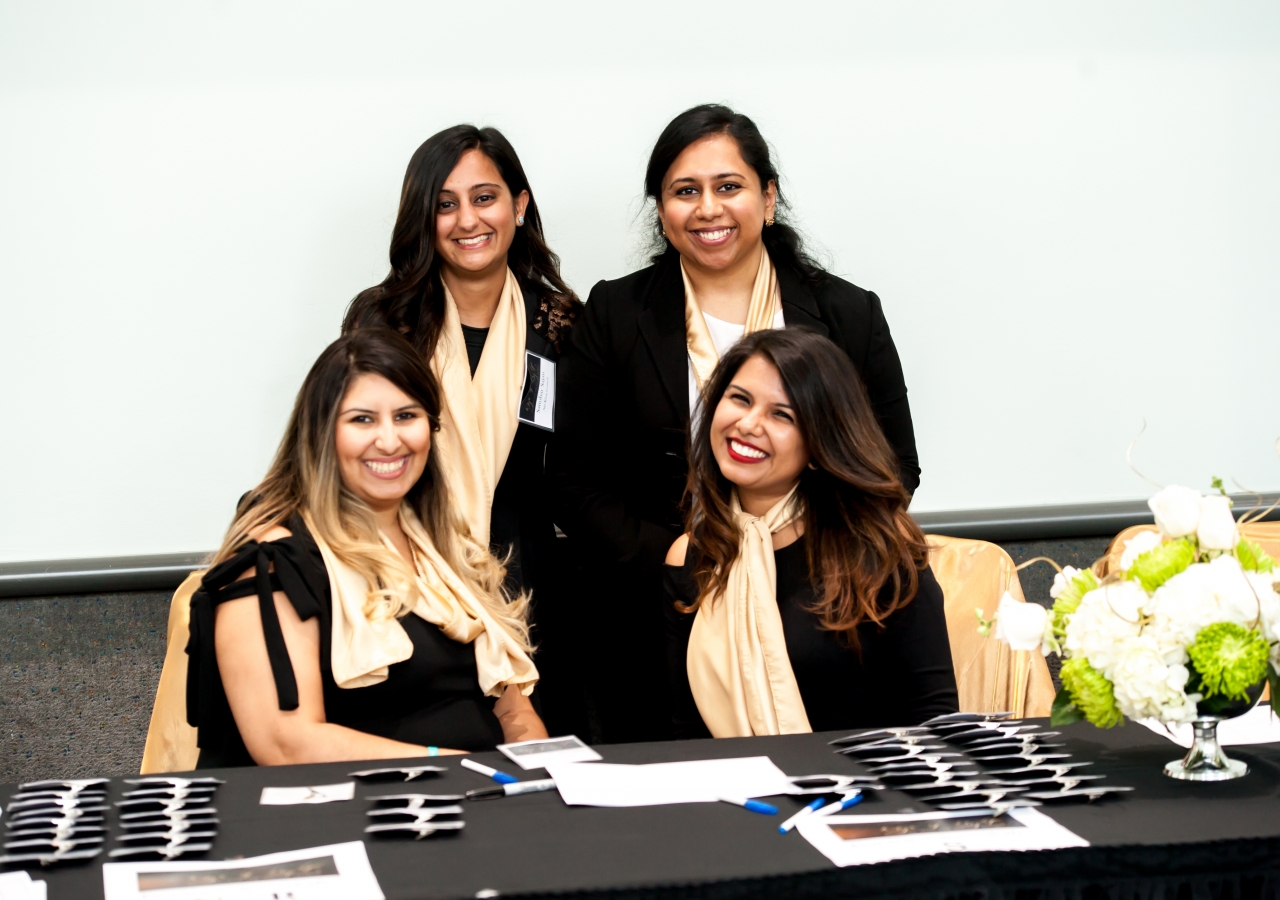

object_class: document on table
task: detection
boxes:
[0,871,46,900]
[545,756,794,807]
[1139,704,1280,748]
[102,841,383,900]
[796,808,1088,867]
[498,734,602,770]
[260,782,355,805]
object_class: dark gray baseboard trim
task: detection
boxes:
[2,493,1276,598]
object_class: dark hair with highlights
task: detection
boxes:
[644,104,828,292]
[681,328,928,647]
[343,124,581,356]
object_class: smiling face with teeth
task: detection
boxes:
[709,353,809,516]
[657,133,777,282]
[434,149,529,287]
[334,373,432,515]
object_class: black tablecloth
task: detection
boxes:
[8,720,1280,900]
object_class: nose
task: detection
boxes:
[373,416,400,454]
[456,199,481,231]
[695,188,721,220]
[737,404,766,434]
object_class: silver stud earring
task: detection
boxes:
[517,216,525,225]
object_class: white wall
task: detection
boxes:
[1,1,1278,562]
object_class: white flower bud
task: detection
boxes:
[1196,495,1238,551]
[1119,530,1163,571]
[1148,485,1203,539]
[992,591,1051,653]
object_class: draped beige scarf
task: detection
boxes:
[682,247,781,393]
[431,269,526,546]
[307,506,538,698]
[686,487,813,737]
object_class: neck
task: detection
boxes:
[737,482,793,518]
[683,241,764,324]
[441,261,508,328]
[370,501,402,539]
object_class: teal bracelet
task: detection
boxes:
[427,746,439,757]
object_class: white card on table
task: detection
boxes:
[518,351,555,431]
[259,782,355,805]
[545,756,794,807]
[498,734,601,770]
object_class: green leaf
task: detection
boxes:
[1050,686,1085,726]
[1269,661,1280,718]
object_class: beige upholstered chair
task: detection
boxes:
[140,570,203,774]
[927,535,1056,718]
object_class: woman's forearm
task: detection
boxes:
[249,720,463,766]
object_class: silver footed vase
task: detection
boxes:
[1164,716,1247,781]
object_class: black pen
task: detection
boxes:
[465,779,556,801]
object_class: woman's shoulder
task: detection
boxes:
[202,514,319,587]
[808,271,884,321]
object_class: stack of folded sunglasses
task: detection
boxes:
[349,765,447,783]
[831,712,1133,811]
[364,794,465,840]
[1,778,109,864]
[109,776,224,860]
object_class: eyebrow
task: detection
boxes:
[438,182,503,195]
[340,404,424,415]
[727,383,793,408]
[669,172,747,185]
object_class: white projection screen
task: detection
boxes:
[1,1,1278,563]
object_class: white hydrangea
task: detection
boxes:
[1049,565,1083,600]
[1108,635,1198,724]
[1063,581,1147,674]
[1119,530,1163,572]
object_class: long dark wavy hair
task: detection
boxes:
[681,329,928,647]
[645,104,828,292]
[343,125,581,356]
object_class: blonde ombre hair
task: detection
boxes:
[211,327,531,650]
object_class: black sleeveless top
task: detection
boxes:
[185,515,504,767]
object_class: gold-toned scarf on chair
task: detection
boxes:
[682,247,780,393]
[309,506,538,697]
[686,487,813,737]
[431,269,526,546]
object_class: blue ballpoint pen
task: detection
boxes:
[777,797,827,834]
[460,758,519,785]
[813,790,864,817]
[719,796,778,815]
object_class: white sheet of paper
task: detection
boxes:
[102,841,383,900]
[498,735,602,770]
[259,782,355,805]
[0,871,46,900]
[518,351,555,431]
[797,808,1088,867]
[545,756,794,807]
[1139,704,1280,748]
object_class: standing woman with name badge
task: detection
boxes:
[344,125,583,734]
[551,104,921,744]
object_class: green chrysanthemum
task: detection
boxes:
[1126,537,1196,592]
[1060,657,1124,728]
[1051,568,1099,637]
[1188,622,1270,701]
[1236,539,1276,573]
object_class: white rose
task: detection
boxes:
[1049,566,1082,600]
[1196,495,1239,551]
[1119,530,1164,572]
[1245,571,1280,644]
[992,591,1051,653]
[1148,485,1203,539]
[1063,582,1147,674]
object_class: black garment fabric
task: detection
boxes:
[663,536,958,737]
[549,246,920,743]
[460,323,489,376]
[184,515,503,767]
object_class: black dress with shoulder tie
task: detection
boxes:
[185,514,504,767]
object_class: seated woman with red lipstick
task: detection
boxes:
[186,328,546,767]
[663,329,957,739]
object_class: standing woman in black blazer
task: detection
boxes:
[551,104,920,744]
[343,125,583,733]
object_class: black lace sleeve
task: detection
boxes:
[185,522,329,741]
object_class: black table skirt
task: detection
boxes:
[7,720,1280,900]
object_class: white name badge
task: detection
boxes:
[518,350,555,431]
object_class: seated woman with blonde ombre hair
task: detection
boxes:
[664,328,958,738]
[187,327,546,767]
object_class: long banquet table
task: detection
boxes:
[7,720,1280,899]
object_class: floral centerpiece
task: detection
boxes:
[982,481,1280,780]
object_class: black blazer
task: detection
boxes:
[547,248,920,743]
[550,247,920,573]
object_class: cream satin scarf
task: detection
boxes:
[686,487,813,737]
[307,507,538,698]
[432,269,526,546]
[682,247,781,392]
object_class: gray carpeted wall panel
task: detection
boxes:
[0,537,1113,783]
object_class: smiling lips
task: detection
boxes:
[363,456,408,479]
[453,233,492,249]
[727,438,768,464]
[691,226,735,246]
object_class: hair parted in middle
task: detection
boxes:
[212,326,529,647]
[343,124,581,357]
[681,327,928,648]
